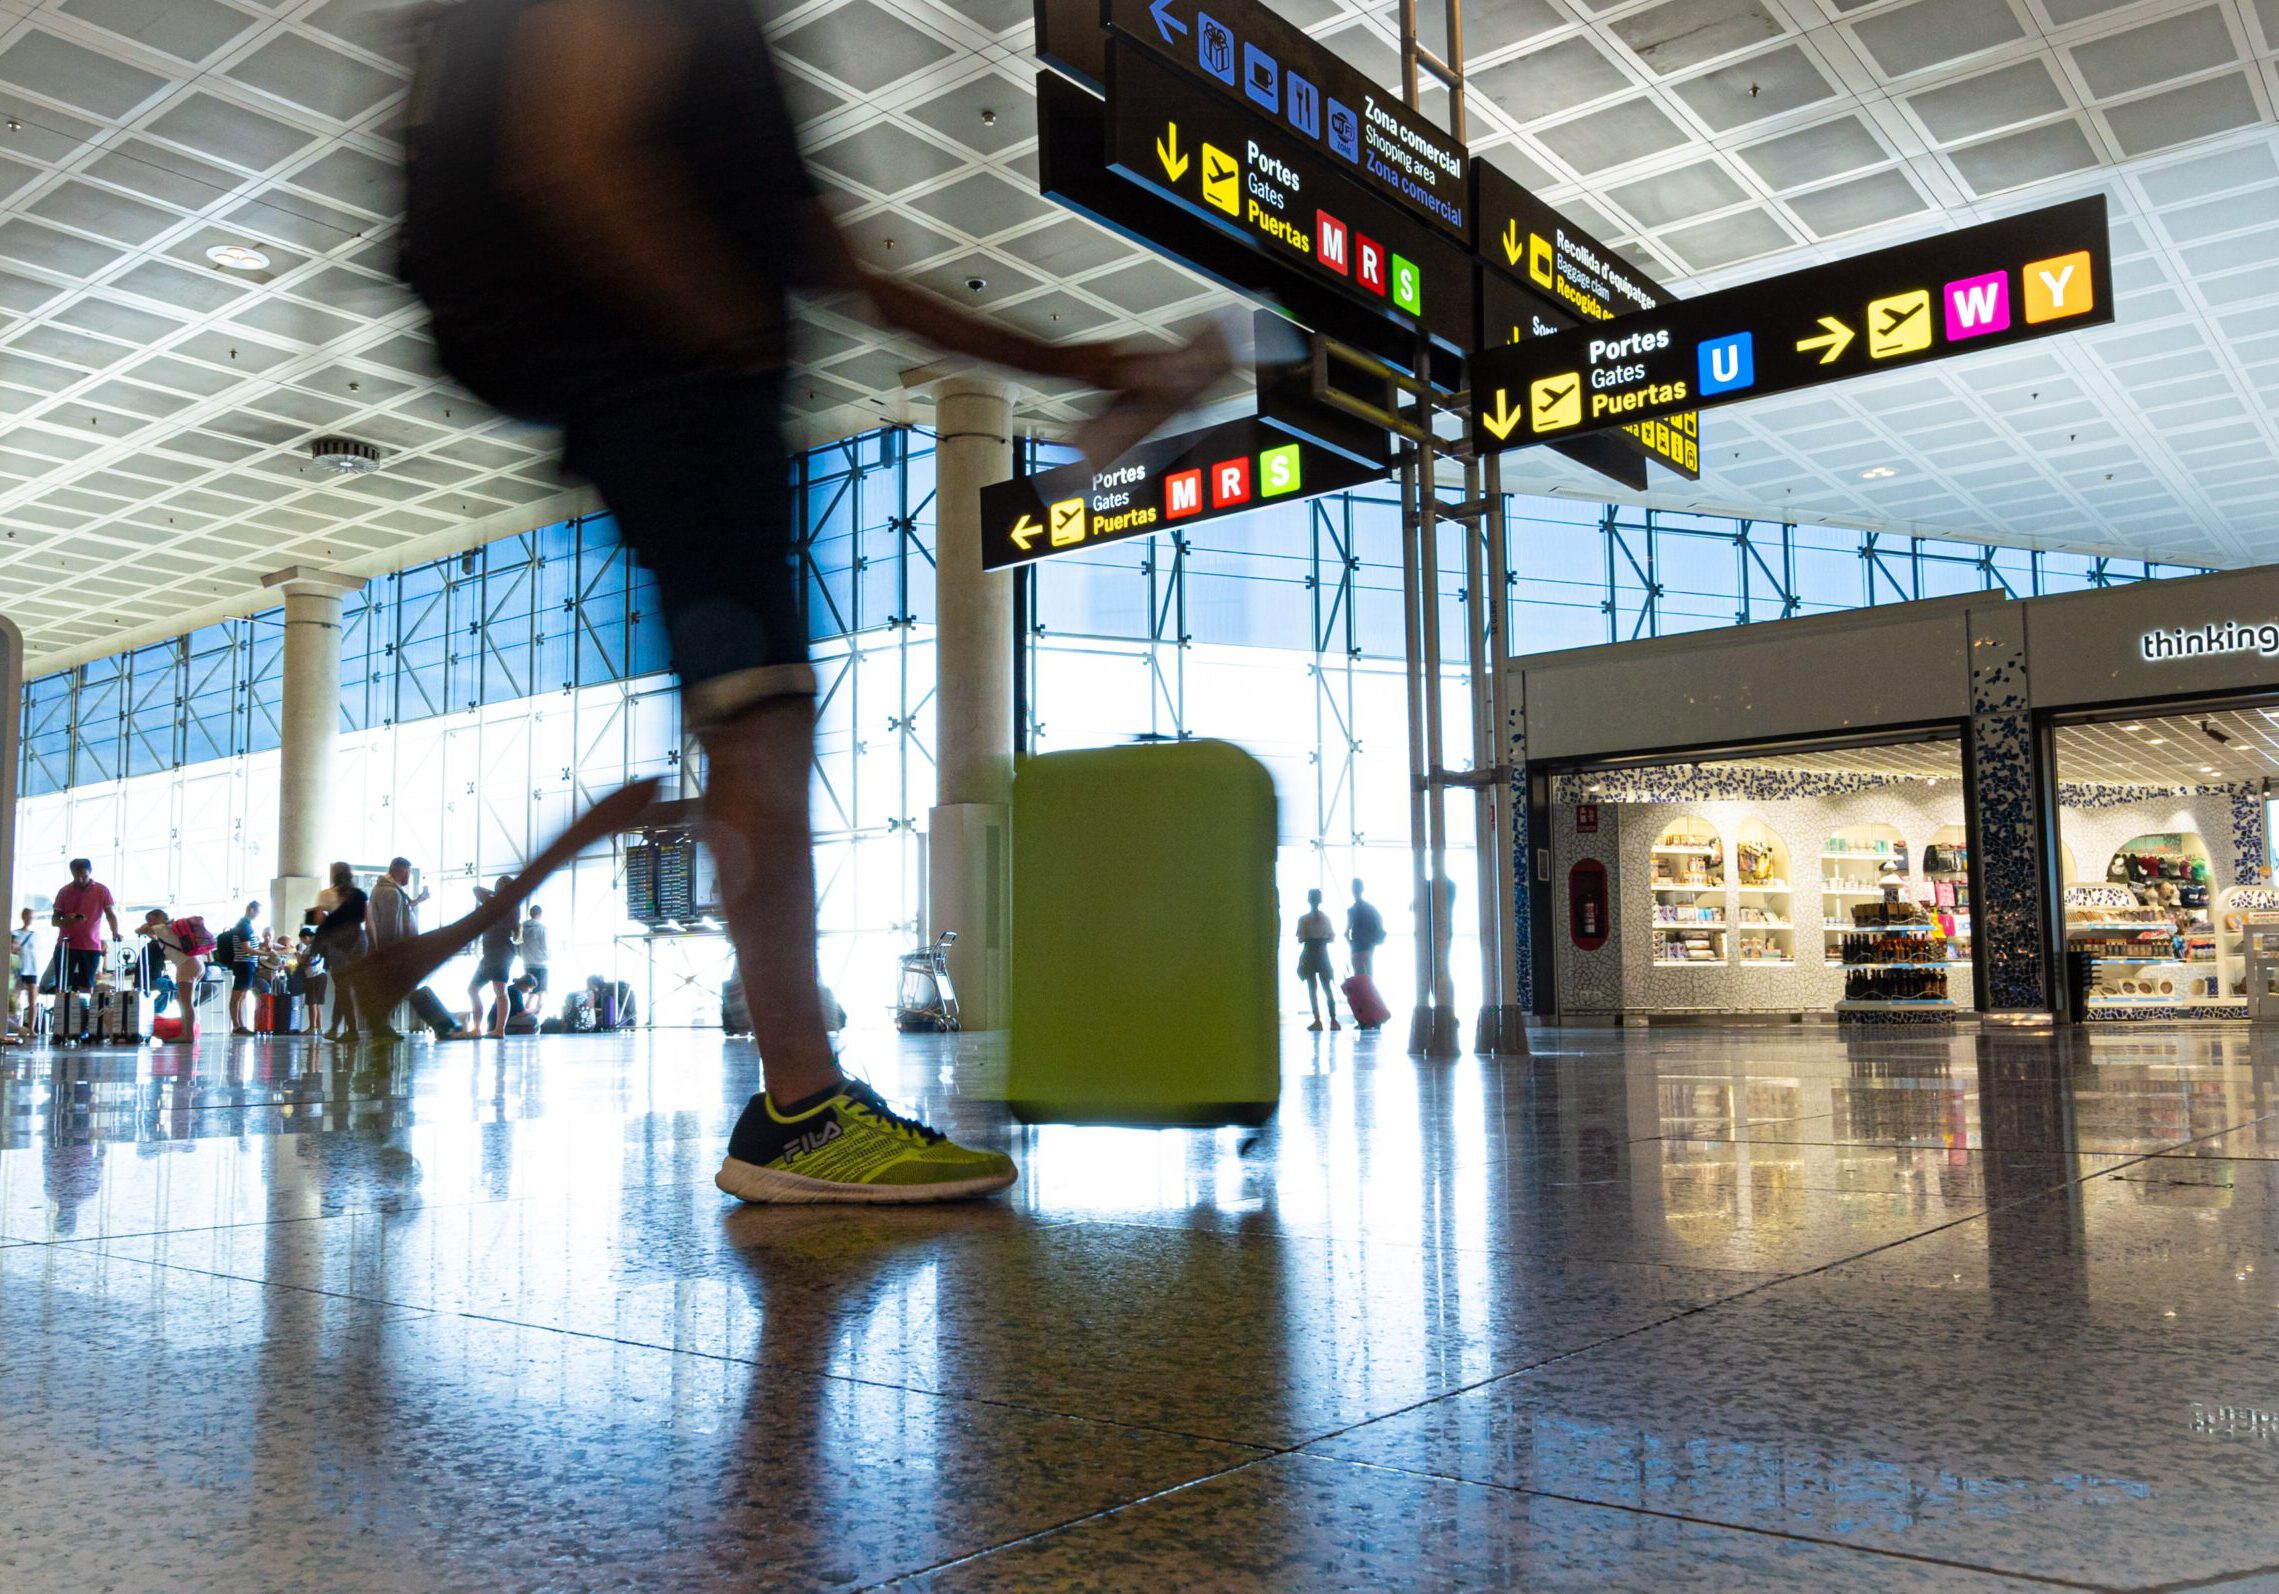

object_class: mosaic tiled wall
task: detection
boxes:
[1550,799,1624,1013]
[1510,700,1533,1011]
[1969,629,2047,1012]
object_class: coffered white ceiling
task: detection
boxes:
[3,0,2279,671]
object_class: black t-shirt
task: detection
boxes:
[404,0,820,416]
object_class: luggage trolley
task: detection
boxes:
[895,931,960,1033]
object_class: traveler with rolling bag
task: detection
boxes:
[136,911,210,1047]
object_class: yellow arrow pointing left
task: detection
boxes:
[1482,388,1523,442]
[1157,122,1190,182]
[1009,513,1042,551]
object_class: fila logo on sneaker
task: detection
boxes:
[783,1119,843,1162]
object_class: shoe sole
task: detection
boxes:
[713,1156,1016,1205]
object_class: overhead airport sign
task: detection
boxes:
[1470,196,2112,457]
[1103,0,1468,240]
[1107,41,1473,358]
[1039,72,1444,378]
[1474,163,1700,479]
[980,418,1383,571]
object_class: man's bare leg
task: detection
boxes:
[700,697,837,1105]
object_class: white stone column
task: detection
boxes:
[261,566,365,932]
[926,377,1015,1030]
[0,615,22,970]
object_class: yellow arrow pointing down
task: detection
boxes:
[1502,219,1523,268]
[1481,389,1523,442]
[1797,316,1855,365]
[1009,514,1043,551]
[1157,122,1189,182]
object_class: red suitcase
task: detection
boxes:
[1342,974,1390,1030]
[256,992,299,1034]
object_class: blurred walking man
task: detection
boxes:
[394,0,1228,1201]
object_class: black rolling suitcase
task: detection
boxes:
[410,987,456,1037]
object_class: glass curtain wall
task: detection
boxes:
[17,421,2207,1025]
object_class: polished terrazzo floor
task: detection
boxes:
[6,1020,2279,1590]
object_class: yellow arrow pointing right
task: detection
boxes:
[1796,315,1855,365]
[1157,122,1190,183]
[1009,513,1042,551]
[1502,219,1522,268]
[1482,388,1523,442]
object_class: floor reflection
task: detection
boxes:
[6,1021,2279,1588]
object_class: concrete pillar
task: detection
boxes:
[0,615,22,998]
[261,566,364,932]
[927,376,1015,1030]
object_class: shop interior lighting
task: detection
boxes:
[205,243,269,271]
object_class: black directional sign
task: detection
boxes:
[1104,0,1468,240]
[1475,163,1699,480]
[1106,42,1473,359]
[980,418,1384,571]
[1039,71,1449,378]
[1470,197,2114,458]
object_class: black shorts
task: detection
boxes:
[526,965,549,993]
[563,370,811,728]
[476,951,515,986]
[13,973,32,991]
[231,960,256,992]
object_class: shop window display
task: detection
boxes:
[2064,834,2225,1014]
[1732,820,1793,966]
[1650,817,1726,967]
[1923,824,1972,967]
[1820,825,1908,965]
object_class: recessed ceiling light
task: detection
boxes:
[2122,723,2144,732]
[2202,765,2217,774]
[2147,737,2168,745]
[206,243,269,271]
[1860,466,1898,480]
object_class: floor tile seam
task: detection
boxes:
[13,1243,443,1320]
[1285,1456,2116,1591]
[1277,1272,1805,1452]
[441,1304,1286,1452]
[853,1453,1287,1592]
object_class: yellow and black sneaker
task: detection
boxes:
[714,1078,1016,1205]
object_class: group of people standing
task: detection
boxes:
[8,856,552,1046]
[1295,879,1388,1033]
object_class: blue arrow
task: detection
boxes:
[1150,0,1188,44]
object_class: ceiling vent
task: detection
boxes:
[309,437,382,476]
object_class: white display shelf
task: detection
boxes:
[1653,959,1727,968]
[1734,884,1792,894]
[1654,922,1729,931]
[1821,886,1888,896]
[1738,959,1796,968]
[1653,884,1722,894]
[1735,921,1795,931]
[1820,851,1906,862]
[1652,845,1717,856]
[1835,998,1956,1010]
[1823,923,1932,934]
[2067,922,2173,935]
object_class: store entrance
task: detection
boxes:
[2049,701,2279,1022]
[1547,733,1979,1024]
